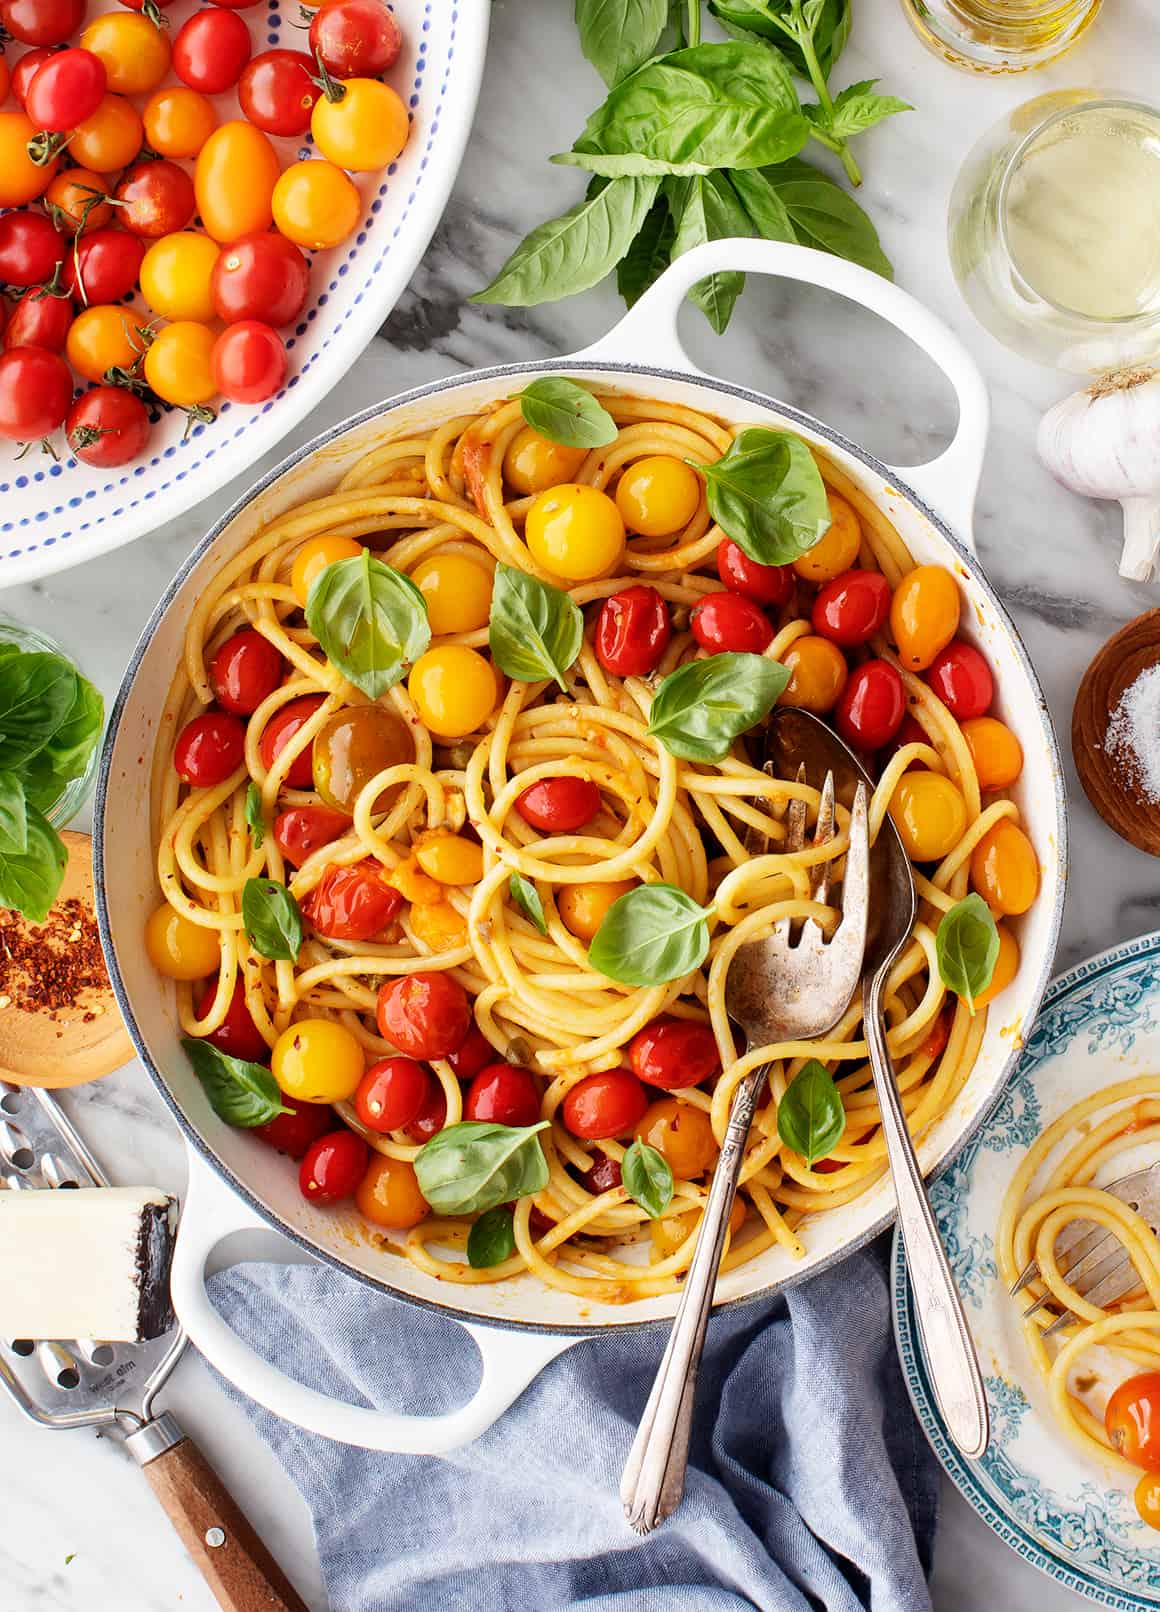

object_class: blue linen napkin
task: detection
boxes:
[209,1237,937,1612]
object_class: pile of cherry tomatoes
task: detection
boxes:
[0,0,407,465]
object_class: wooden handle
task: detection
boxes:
[141,1436,310,1612]
[1073,607,1160,856]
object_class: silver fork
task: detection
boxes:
[1010,1163,1160,1338]
[620,766,870,1534]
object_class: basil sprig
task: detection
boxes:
[182,1036,288,1128]
[467,1204,517,1269]
[646,652,788,762]
[415,1119,551,1216]
[622,1138,674,1218]
[588,883,711,986]
[305,550,430,699]
[936,894,1000,1013]
[488,565,583,690]
[694,428,831,565]
[242,877,302,962]
[520,378,617,449]
[776,1058,845,1166]
[509,873,548,936]
[244,782,265,850]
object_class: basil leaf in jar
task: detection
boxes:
[0,652,78,770]
[244,782,265,850]
[776,1058,845,1166]
[488,565,583,691]
[181,1037,288,1128]
[520,378,617,449]
[415,1119,551,1216]
[692,428,832,565]
[575,0,669,87]
[509,872,549,936]
[0,770,28,855]
[621,1138,674,1218]
[242,877,302,962]
[588,883,711,986]
[0,803,65,922]
[466,1204,517,1269]
[646,652,789,762]
[935,893,1000,1013]
[305,550,430,699]
[22,670,103,811]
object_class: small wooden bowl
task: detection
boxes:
[1073,610,1160,856]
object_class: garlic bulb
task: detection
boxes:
[1037,366,1160,582]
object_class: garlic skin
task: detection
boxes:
[1037,366,1160,581]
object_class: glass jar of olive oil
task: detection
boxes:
[901,0,1102,73]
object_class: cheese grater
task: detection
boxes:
[0,1080,309,1612]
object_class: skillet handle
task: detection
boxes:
[171,1148,580,1453]
[572,238,989,547]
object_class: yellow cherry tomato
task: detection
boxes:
[634,1098,718,1179]
[1136,1473,1160,1532]
[139,233,220,323]
[310,79,409,172]
[973,922,1019,1009]
[143,87,217,159]
[779,635,848,714]
[889,771,968,862]
[557,879,635,943]
[272,1018,364,1103]
[81,13,171,96]
[793,491,861,582]
[195,121,281,244]
[272,159,361,251]
[411,551,493,635]
[45,168,113,234]
[144,322,217,408]
[409,899,469,952]
[651,1198,745,1257]
[415,833,485,886]
[615,455,701,537]
[971,820,1039,916]
[356,1154,429,1229]
[408,646,498,739]
[961,716,1023,792]
[291,534,364,608]
[890,565,961,672]
[66,305,148,385]
[0,112,55,205]
[502,427,586,496]
[69,96,143,174]
[525,483,625,582]
[389,854,443,906]
[144,905,220,980]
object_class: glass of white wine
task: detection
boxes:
[948,92,1160,372]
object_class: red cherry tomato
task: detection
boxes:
[926,641,994,721]
[404,1080,447,1143]
[717,538,794,607]
[0,346,72,440]
[64,227,145,304]
[812,569,892,647]
[447,1024,493,1081]
[299,1130,368,1204]
[629,1018,719,1091]
[562,1068,649,1140]
[0,0,85,47]
[376,970,471,1060]
[210,232,310,327]
[354,1056,431,1133]
[690,591,773,654]
[303,860,403,942]
[257,693,326,787]
[114,159,196,239]
[195,976,269,1062]
[253,1093,333,1158]
[515,776,601,834]
[581,1149,622,1195]
[211,320,286,404]
[25,47,106,131]
[309,0,401,78]
[5,290,73,353]
[464,1062,540,1128]
[65,385,149,467]
[1106,1374,1160,1472]
[173,708,246,786]
[239,49,319,137]
[12,47,57,107]
[0,211,65,286]
[273,804,351,868]
[835,659,906,751]
[210,629,283,716]
[594,584,671,677]
[172,8,251,93]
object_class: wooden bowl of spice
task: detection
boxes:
[1073,610,1160,856]
[0,830,133,1087]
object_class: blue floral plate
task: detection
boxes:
[893,931,1160,1609]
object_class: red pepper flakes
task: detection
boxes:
[0,897,110,1022]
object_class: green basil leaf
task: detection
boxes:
[646,652,789,762]
[709,0,850,78]
[473,175,660,307]
[305,550,430,699]
[616,192,676,307]
[665,170,755,334]
[245,782,266,850]
[588,882,711,986]
[181,1036,288,1128]
[488,564,583,692]
[509,873,548,936]
[0,771,28,855]
[777,1058,845,1165]
[242,878,302,962]
[759,159,893,277]
[0,804,68,922]
[936,893,1000,1013]
[694,427,832,565]
[36,670,103,784]
[467,1204,517,1268]
[575,0,669,85]
[823,79,911,140]
[622,1138,674,1217]
[728,166,797,243]
[520,378,617,449]
[0,652,78,770]
[415,1119,551,1215]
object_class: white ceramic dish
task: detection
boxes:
[894,931,1160,1609]
[96,238,1068,1453]
[0,0,489,587]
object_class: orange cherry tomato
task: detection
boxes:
[194,121,281,243]
[961,716,1023,791]
[972,922,1019,1009]
[143,321,216,408]
[272,159,361,250]
[355,1154,429,1229]
[0,111,56,204]
[890,565,961,672]
[970,820,1039,916]
[143,86,217,158]
[66,304,148,384]
[81,12,171,96]
[634,1097,718,1179]
[778,635,848,714]
[1135,1472,1160,1531]
[310,78,408,171]
[1107,1374,1160,1471]
[69,95,143,173]
[45,168,113,234]
[793,491,861,582]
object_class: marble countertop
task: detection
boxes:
[4,0,1160,1606]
